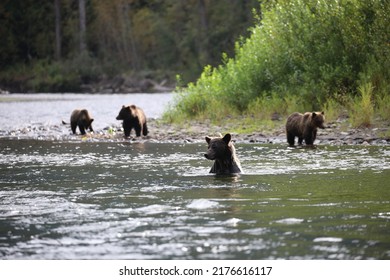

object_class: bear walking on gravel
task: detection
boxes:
[204,133,242,175]
[116,104,148,137]
[65,109,94,135]
[286,111,325,146]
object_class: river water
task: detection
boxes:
[0,94,389,259]
[0,93,173,138]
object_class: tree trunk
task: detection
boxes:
[54,0,61,60]
[198,0,209,65]
[122,1,139,70]
[78,0,87,53]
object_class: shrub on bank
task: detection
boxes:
[166,0,390,127]
[0,53,115,93]
[350,83,375,128]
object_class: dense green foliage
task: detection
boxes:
[0,0,258,92]
[168,0,390,127]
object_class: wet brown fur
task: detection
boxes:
[286,111,325,146]
[69,109,94,135]
[204,133,242,175]
[116,104,148,137]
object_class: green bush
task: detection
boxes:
[376,94,390,122]
[350,82,374,128]
[323,98,344,123]
[5,54,111,92]
[167,0,390,123]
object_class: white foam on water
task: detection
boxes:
[187,199,219,210]
[135,204,172,215]
[313,237,343,243]
[224,218,242,227]
[275,218,304,224]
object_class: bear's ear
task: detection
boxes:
[90,118,94,123]
[222,133,231,144]
[205,136,211,144]
[321,111,324,115]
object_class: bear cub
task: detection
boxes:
[116,104,148,137]
[69,109,94,135]
[204,133,242,175]
[286,111,325,146]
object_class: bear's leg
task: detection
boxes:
[124,127,131,137]
[78,124,86,135]
[134,123,142,137]
[142,123,148,136]
[304,135,313,145]
[312,130,317,143]
[71,122,77,134]
[287,132,295,146]
[122,120,131,137]
[298,137,303,145]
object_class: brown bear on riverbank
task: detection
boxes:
[67,109,94,135]
[286,111,325,146]
[116,104,148,137]
[204,133,242,175]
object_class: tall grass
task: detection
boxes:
[350,83,374,128]
[323,98,344,123]
[377,94,390,121]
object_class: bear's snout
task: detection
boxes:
[204,152,215,160]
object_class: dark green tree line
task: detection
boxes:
[0,0,259,92]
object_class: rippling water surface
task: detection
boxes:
[1,140,389,259]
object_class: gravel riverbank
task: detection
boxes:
[146,118,390,145]
[3,117,388,146]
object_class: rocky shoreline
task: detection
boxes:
[145,118,390,146]
[2,117,389,146]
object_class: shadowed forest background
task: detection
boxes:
[0,0,258,92]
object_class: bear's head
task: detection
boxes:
[80,109,94,130]
[85,118,94,130]
[312,111,325,129]
[116,105,136,120]
[204,133,232,160]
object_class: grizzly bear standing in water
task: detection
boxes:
[204,133,242,175]
[116,105,148,137]
[286,111,325,146]
[69,109,94,135]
